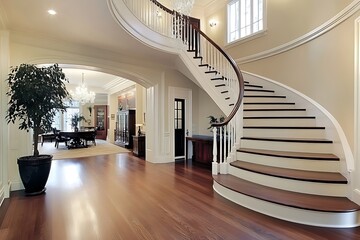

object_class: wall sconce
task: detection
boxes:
[209,20,217,27]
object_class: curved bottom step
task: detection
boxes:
[213,175,360,228]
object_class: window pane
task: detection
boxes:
[178,120,182,129]
[253,0,258,22]
[253,22,259,32]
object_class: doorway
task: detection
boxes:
[174,98,185,158]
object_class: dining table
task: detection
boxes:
[59,130,96,149]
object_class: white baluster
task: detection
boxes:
[219,126,223,164]
[220,125,228,174]
[212,127,218,175]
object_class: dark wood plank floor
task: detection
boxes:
[0,153,360,240]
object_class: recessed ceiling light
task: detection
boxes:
[47,9,57,15]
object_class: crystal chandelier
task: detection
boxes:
[171,0,195,15]
[70,73,96,105]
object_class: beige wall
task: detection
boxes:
[197,88,225,136]
[162,69,223,136]
[200,0,357,150]
[204,0,351,55]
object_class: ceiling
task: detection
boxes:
[0,0,214,91]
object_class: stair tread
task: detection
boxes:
[213,174,360,212]
[244,102,295,105]
[243,126,324,129]
[244,84,263,88]
[238,147,339,160]
[230,160,346,183]
[241,136,333,143]
[244,108,306,111]
[245,95,286,98]
[244,116,315,119]
[244,89,275,93]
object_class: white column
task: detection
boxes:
[0,31,10,198]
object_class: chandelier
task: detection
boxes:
[171,0,195,15]
[70,73,96,105]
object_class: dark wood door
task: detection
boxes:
[174,99,185,158]
[94,105,108,140]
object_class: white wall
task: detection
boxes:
[0,31,10,200]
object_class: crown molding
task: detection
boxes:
[236,0,360,64]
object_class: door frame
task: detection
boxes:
[353,16,360,203]
[169,87,192,161]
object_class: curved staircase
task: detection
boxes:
[214,75,360,228]
[109,0,360,228]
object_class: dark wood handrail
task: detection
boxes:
[150,0,174,14]
[148,0,244,128]
[190,24,245,128]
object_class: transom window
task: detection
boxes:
[227,0,264,43]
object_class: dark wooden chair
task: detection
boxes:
[54,129,70,148]
[83,130,97,146]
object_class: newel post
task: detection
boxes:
[212,127,219,175]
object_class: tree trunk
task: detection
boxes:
[33,127,40,156]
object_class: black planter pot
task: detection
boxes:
[17,154,52,196]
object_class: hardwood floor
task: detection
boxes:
[0,153,360,240]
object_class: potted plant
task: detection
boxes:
[207,115,225,131]
[5,63,70,195]
[71,113,85,131]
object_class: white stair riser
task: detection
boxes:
[244,118,316,127]
[213,182,360,228]
[244,97,287,103]
[244,110,307,117]
[236,151,340,172]
[244,104,296,109]
[240,139,333,153]
[228,165,346,197]
[243,128,326,138]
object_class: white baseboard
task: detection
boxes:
[10,180,24,191]
[0,186,5,207]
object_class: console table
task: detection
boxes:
[133,135,145,158]
[186,135,217,164]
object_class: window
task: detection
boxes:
[227,0,264,43]
[51,100,80,131]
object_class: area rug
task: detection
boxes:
[39,139,130,160]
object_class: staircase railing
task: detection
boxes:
[122,0,244,174]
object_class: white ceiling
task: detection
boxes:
[0,0,214,91]
[62,68,120,89]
